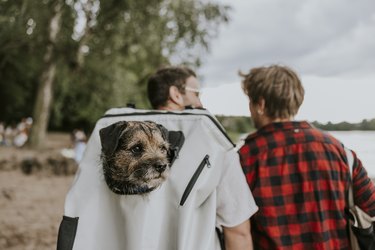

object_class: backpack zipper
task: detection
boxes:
[180,155,210,206]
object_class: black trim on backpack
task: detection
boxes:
[101,110,235,147]
[216,227,226,250]
[57,216,79,250]
[168,131,185,166]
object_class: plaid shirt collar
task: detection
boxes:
[246,121,312,141]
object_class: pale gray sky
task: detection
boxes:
[198,0,375,123]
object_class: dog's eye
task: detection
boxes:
[130,145,143,155]
[160,146,168,154]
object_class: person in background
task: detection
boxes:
[4,122,17,147]
[238,64,375,249]
[13,118,30,147]
[72,129,87,164]
[0,122,5,145]
[148,65,258,249]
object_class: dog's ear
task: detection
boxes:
[156,124,169,141]
[99,121,128,156]
[167,131,185,165]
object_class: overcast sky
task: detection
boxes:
[198,0,375,123]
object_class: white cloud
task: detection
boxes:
[198,0,375,122]
[201,74,375,123]
[200,0,375,83]
[296,16,375,77]
[201,83,249,116]
[297,75,375,123]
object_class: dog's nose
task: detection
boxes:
[155,164,167,173]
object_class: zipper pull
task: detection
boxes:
[205,155,211,168]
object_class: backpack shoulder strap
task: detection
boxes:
[344,147,354,207]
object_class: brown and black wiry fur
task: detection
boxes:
[99,121,170,195]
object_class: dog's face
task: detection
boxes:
[99,121,170,195]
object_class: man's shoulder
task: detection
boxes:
[240,121,344,153]
[302,125,344,147]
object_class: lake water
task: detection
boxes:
[329,131,375,178]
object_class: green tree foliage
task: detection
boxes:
[0,1,55,123]
[0,0,229,141]
[218,116,375,143]
[216,115,255,142]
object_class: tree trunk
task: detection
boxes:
[28,1,63,149]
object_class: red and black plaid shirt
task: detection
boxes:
[239,121,375,250]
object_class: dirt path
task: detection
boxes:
[0,170,74,250]
[0,132,75,250]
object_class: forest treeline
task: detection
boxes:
[217,116,375,142]
[311,119,375,131]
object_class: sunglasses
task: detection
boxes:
[185,86,201,97]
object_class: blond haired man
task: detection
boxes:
[239,65,375,249]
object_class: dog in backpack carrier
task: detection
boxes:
[99,121,171,195]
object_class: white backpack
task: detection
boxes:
[57,108,245,250]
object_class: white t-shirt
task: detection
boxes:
[216,150,258,228]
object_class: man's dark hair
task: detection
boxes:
[147,66,196,109]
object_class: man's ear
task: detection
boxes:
[258,98,266,113]
[169,86,184,106]
[251,97,266,115]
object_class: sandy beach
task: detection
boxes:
[0,133,75,250]
[0,171,74,250]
